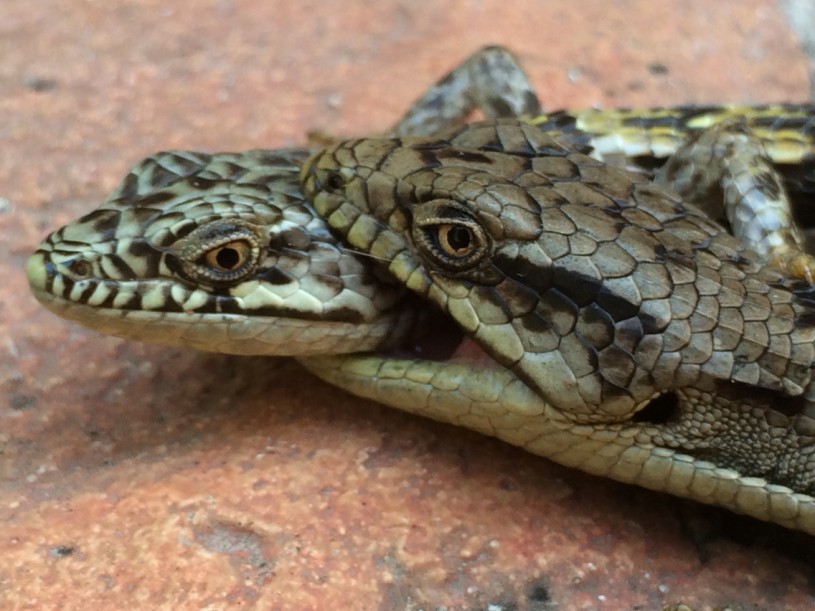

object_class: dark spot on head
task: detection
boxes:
[105,254,138,281]
[580,303,615,349]
[638,310,668,334]
[117,173,141,201]
[78,208,121,235]
[552,267,602,307]
[276,227,311,251]
[411,143,446,168]
[167,221,200,242]
[412,137,450,150]
[127,240,161,279]
[514,307,554,336]
[259,266,294,286]
[648,62,669,75]
[493,252,552,295]
[158,153,210,180]
[436,149,495,164]
[127,240,156,258]
[188,177,218,190]
[596,285,641,321]
[137,190,177,207]
[307,304,367,323]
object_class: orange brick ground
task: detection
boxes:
[3,1,815,608]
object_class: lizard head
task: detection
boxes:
[27,148,420,356]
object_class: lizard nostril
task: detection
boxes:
[322,170,346,193]
[67,259,91,278]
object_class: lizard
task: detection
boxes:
[27,46,815,532]
[301,117,815,534]
[27,46,815,353]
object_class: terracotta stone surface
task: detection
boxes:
[3,1,815,609]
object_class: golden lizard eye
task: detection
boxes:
[411,200,491,272]
[436,224,475,256]
[173,221,266,286]
[204,241,252,273]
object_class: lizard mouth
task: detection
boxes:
[383,308,467,360]
[377,303,500,370]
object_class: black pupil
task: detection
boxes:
[216,247,241,270]
[446,226,472,252]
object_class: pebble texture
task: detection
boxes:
[3,1,815,608]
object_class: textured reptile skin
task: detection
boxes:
[26,148,420,355]
[26,46,815,532]
[302,119,815,532]
[28,47,815,357]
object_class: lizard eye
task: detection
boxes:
[436,224,476,256]
[174,221,265,286]
[411,200,491,271]
[203,240,254,274]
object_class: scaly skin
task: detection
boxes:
[25,148,421,355]
[26,46,542,357]
[398,47,815,281]
[27,46,815,357]
[301,119,815,533]
[26,47,815,533]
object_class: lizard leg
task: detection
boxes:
[656,121,815,282]
[390,45,542,136]
[309,45,541,144]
